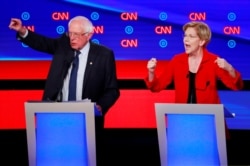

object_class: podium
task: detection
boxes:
[155,104,228,166]
[24,101,96,166]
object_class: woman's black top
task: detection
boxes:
[187,71,197,103]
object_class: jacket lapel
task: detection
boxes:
[83,42,98,90]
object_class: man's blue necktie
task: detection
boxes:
[68,51,80,101]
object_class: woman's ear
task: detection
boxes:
[199,40,206,47]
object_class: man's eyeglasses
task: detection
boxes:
[66,32,89,38]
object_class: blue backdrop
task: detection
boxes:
[1,0,250,79]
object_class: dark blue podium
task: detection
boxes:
[24,101,96,166]
[155,104,228,166]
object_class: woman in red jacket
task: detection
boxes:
[145,21,243,104]
[145,21,244,139]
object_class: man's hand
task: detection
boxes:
[95,104,102,112]
[9,18,27,36]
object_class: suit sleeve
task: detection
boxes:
[96,50,120,115]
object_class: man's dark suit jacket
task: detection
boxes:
[17,30,120,166]
[17,30,120,117]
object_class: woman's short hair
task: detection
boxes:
[183,21,212,47]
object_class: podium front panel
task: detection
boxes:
[155,104,227,166]
[25,102,96,166]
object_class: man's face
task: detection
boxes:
[68,20,91,50]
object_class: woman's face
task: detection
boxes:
[183,27,204,55]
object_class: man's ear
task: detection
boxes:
[87,33,93,41]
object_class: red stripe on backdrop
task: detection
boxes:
[105,90,175,128]
[0,90,43,129]
[0,60,172,129]
[0,60,169,79]
[0,90,175,129]
[0,61,49,80]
